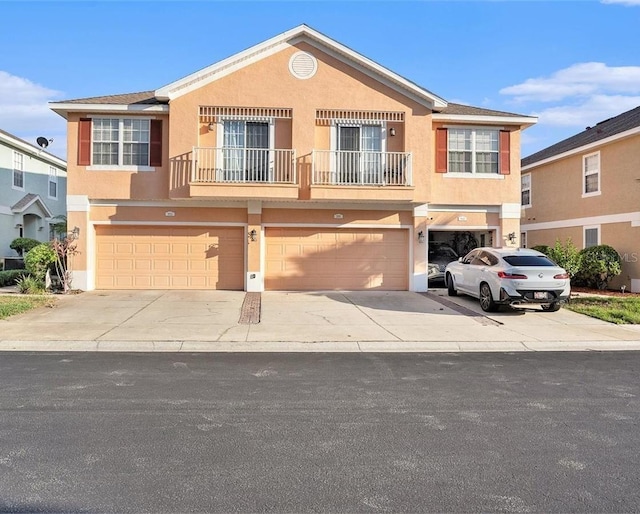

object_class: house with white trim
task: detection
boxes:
[0,129,67,267]
[50,24,535,292]
[521,105,640,292]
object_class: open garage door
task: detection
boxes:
[265,227,409,290]
[95,226,244,290]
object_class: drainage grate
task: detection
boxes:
[239,292,261,324]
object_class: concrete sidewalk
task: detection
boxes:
[1,289,640,352]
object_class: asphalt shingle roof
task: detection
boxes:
[52,91,164,105]
[438,103,528,118]
[522,105,640,167]
[11,193,38,212]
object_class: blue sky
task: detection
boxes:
[1,0,639,160]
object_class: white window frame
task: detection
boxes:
[48,166,58,200]
[12,151,24,191]
[329,121,388,184]
[521,173,531,208]
[87,117,154,171]
[583,225,601,249]
[520,231,527,248]
[582,151,601,198]
[444,126,504,179]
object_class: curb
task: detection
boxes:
[2,340,640,353]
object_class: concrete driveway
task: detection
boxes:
[1,289,640,351]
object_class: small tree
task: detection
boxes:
[575,245,622,290]
[24,243,56,284]
[547,238,581,279]
[9,237,40,256]
[50,237,79,293]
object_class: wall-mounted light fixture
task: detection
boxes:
[507,232,516,244]
[70,226,80,241]
[418,230,425,244]
[248,229,257,242]
[208,122,215,132]
[389,127,396,137]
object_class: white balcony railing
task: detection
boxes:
[312,150,412,186]
[192,147,296,184]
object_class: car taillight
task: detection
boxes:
[554,273,570,279]
[497,271,528,279]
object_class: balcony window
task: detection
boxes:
[221,120,270,182]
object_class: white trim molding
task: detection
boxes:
[522,211,640,231]
[433,113,537,127]
[413,204,429,217]
[500,203,521,219]
[67,195,90,212]
[49,103,168,119]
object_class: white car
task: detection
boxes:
[444,247,571,312]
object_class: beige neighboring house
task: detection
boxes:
[521,105,640,292]
[50,24,535,292]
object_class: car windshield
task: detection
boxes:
[503,255,557,267]
[429,247,458,260]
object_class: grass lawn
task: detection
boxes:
[566,296,640,324]
[0,296,55,320]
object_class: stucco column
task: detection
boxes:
[67,195,92,290]
[246,200,263,292]
[500,203,521,248]
[412,204,429,292]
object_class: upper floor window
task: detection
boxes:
[93,118,150,166]
[583,152,600,197]
[436,127,510,176]
[13,151,24,190]
[521,173,531,207]
[78,117,162,169]
[48,166,58,199]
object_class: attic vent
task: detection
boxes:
[289,51,317,80]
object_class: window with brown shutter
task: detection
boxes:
[150,119,162,167]
[77,118,92,166]
[435,128,448,173]
[499,130,510,175]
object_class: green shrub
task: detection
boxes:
[575,244,622,290]
[15,275,46,295]
[0,270,28,287]
[531,245,551,256]
[24,243,57,282]
[547,239,581,278]
[9,238,40,256]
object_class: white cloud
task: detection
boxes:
[533,94,640,127]
[500,62,640,102]
[602,0,640,5]
[0,71,67,158]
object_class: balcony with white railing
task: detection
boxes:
[311,150,414,201]
[189,147,298,199]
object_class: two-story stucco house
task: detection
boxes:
[50,25,535,292]
[521,105,640,292]
[0,129,67,266]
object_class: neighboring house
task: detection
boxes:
[50,24,535,292]
[0,129,67,266]
[521,105,640,292]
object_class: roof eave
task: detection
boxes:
[432,113,538,128]
[49,103,169,119]
[0,131,67,168]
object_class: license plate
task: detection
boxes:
[534,292,548,300]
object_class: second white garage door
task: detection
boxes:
[265,227,409,290]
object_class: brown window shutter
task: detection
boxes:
[435,128,448,173]
[150,120,163,167]
[499,130,511,175]
[77,118,91,166]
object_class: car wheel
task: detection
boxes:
[479,282,498,312]
[446,273,457,296]
[541,302,562,312]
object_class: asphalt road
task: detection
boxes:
[0,352,639,513]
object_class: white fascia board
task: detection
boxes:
[522,126,640,171]
[49,103,169,119]
[0,132,67,169]
[154,24,447,109]
[432,113,538,128]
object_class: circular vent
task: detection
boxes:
[289,51,317,80]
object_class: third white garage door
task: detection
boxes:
[265,227,409,290]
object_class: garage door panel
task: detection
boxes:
[96,226,244,290]
[265,228,408,291]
